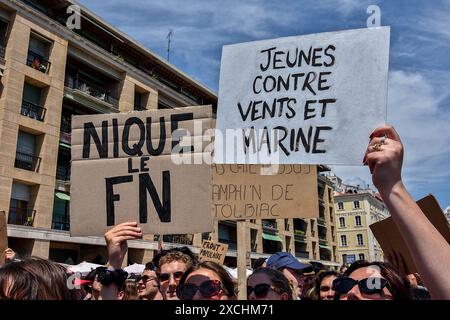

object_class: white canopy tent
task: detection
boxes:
[67,261,103,275]
[124,263,146,275]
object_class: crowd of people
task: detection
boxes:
[0,126,449,300]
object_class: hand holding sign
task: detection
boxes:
[363,125,404,195]
[104,222,142,269]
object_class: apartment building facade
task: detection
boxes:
[0,0,340,268]
[334,190,388,264]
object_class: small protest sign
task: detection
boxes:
[70,106,214,236]
[214,27,390,164]
[198,240,229,264]
[213,164,318,219]
[370,194,450,274]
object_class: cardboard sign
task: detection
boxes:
[370,195,450,274]
[215,27,390,164]
[213,164,318,219]
[70,106,214,236]
[0,211,8,265]
[199,240,229,264]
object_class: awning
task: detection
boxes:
[59,142,71,149]
[262,233,282,242]
[55,192,70,201]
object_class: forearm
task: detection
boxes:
[381,182,450,299]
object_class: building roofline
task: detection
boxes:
[68,0,217,99]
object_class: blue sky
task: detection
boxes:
[77,0,450,209]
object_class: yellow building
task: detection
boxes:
[334,189,388,264]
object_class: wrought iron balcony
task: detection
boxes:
[14,151,41,172]
[20,100,46,121]
[64,74,119,106]
[8,207,35,226]
[26,50,51,74]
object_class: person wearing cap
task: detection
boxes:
[266,252,312,299]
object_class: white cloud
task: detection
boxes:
[332,70,450,197]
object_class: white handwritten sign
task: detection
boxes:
[214,27,390,164]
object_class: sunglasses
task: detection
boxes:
[159,271,184,283]
[333,277,389,295]
[177,280,223,300]
[137,275,157,283]
[247,283,278,298]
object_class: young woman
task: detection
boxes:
[247,267,293,300]
[333,260,410,300]
[176,261,236,300]
[315,270,339,300]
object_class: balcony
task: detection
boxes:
[317,217,326,226]
[0,43,5,60]
[51,218,70,231]
[319,239,328,247]
[26,50,51,74]
[14,151,41,172]
[262,220,278,233]
[295,251,310,259]
[64,74,119,107]
[294,229,306,242]
[8,207,35,226]
[20,100,46,122]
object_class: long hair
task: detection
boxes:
[121,279,139,300]
[249,267,293,300]
[339,260,410,300]
[179,261,236,299]
[0,257,75,300]
[314,270,339,299]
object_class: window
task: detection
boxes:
[357,234,364,246]
[339,217,346,228]
[9,182,32,226]
[353,201,360,209]
[15,131,40,171]
[338,202,344,210]
[358,253,365,261]
[355,216,362,226]
[27,32,52,73]
[0,18,9,59]
[341,235,347,247]
[21,82,46,121]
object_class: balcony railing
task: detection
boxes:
[64,74,119,106]
[319,239,328,246]
[20,100,46,122]
[294,234,306,242]
[15,151,41,172]
[317,217,326,226]
[262,220,278,231]
[8,207,35,226]
[295,251,310,259]
[26,50,51,74]
[56,164,70,181]
[0,43,5,60]
[51,219,70,231]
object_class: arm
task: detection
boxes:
[364,125,450,299]
[99,222,142,300]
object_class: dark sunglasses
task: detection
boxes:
[177,280,223,300]
[137,275,157,283]
[247,283,277,298]
[159,271,184,283]
[333,277,389,295]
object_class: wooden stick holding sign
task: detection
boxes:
[0,211,8,265]
[237,220,247,300]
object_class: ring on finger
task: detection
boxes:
[380,135,387,145]
[372,143,382,151]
